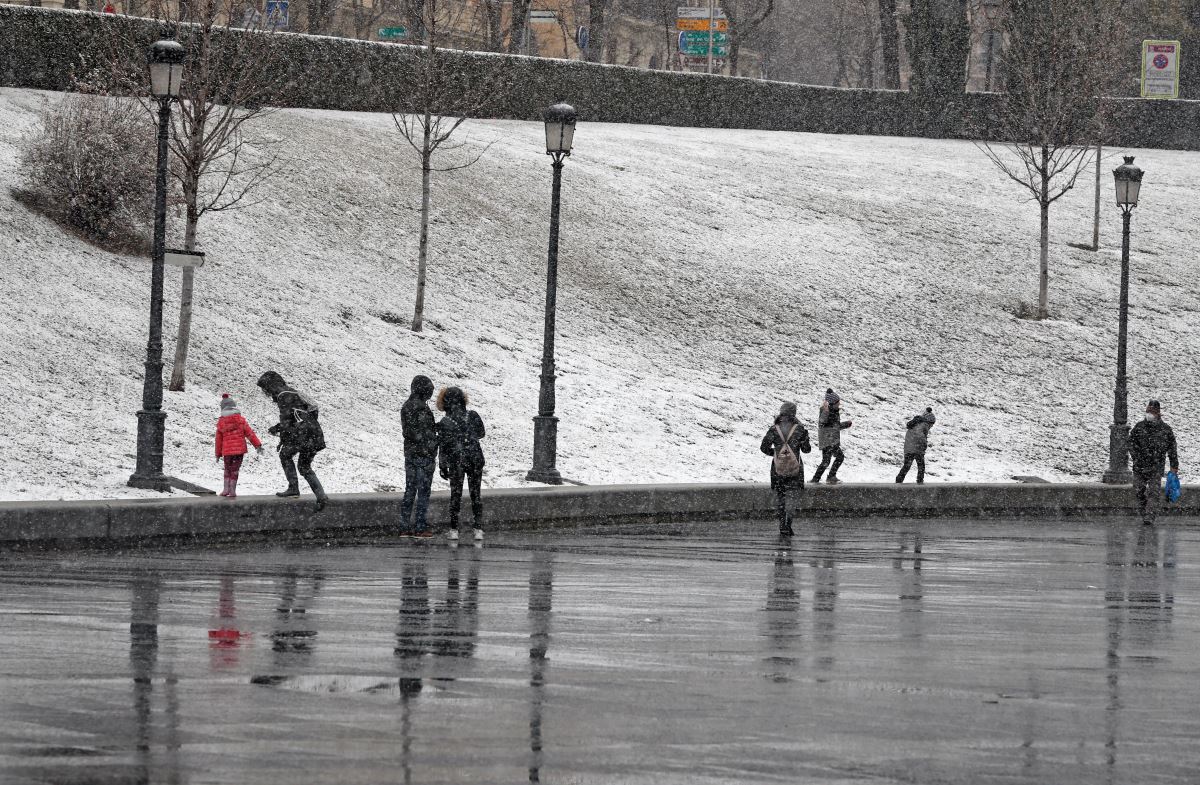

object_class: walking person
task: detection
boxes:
[896,407,936,484]
[811,389,852,484]
[257,370,329,511]
[400,375,438,538]
[437,387,486,542]
[760,402,811,537]
[215,393,262,498]
[1128,399,1180,525]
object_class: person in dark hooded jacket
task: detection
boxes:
[1128,399,1181,525]
[760,402,812,537]
[896,407,935,484]
[399,375,438,536]
[812,388,852,484]
[436,387,486,542]
[257,370,328,511]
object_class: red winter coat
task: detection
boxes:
[215,414,262,457]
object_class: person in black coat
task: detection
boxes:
[257,370,328,511]
[760,401,812,537]
[1127,399,1181,525]
[400,375,439,536]
[437,387,486,542]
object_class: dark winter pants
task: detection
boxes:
[280,446,326,500]
[774,485,801,532]
[812,447,844,481]
[400,455,435,533]
[448,467,483,530]
[1134,471,1163,523]
[896,453,926,483]
[223,455,244,495]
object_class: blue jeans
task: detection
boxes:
[400,455,435,532]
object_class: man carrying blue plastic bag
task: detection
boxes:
[1127,399,1180,525]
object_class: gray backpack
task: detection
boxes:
[773,425,801,477]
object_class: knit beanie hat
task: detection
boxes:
[1147,399,1161,414]
[220,393,239,415]
[824,388,840,406]
[779,401,797,418]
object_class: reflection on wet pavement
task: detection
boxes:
[1,519,1199,784]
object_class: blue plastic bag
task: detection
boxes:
[1165,471,1182,503]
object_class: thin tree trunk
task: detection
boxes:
[878,0,900,89]
[168,198,199,391]
[412,115,432,333]
[1092,144,1102,251]
[1038,147,1050,320]
[587,0,606,63]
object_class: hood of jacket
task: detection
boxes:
[257,370,288,400]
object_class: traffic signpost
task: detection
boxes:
[676,5,727,72]
[1141,40,1181,99]
[378,26,408,39]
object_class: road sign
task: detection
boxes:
[677,5,725,18]
[678,30,728,56]
[530,9,557,22]
[676,18,728,31]
[1141,39,1181,99]
[378,26,408,39]
[264,0,288,29]
[164,249,206,269]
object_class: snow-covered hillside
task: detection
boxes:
[2,87,1198,501]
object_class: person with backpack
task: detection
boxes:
[256,370,329,511]
[436,387,486,542]
[1128,399,1181,525]
[214,393,263,498]
[760,401,812,537]
[400,375,439,538]
[811,389,852,484]
[896,407,936,484]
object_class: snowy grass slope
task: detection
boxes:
[2,86,1199,501]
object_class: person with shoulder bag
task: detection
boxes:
[257,370,329,512]
[760,401,812,537]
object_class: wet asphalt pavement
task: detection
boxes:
[0,518,1197,785]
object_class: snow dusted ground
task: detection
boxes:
[2,86,1198,501]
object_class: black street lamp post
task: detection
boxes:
[1101,156,1143,485]
[129,40,185,491]
[527,103,577,485]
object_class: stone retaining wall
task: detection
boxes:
[0,482,1190,547]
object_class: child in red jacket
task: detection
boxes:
[216,394,262,498]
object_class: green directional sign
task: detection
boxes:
[678,29,729,56]
[378,26,408,39]
[681,30,728,45]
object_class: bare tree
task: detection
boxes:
[905,0,970,133]
[830,0,878,87]
[725,0,775,76]
[586,0,609,62]
[102,0,288,390]
[393,0,503,332]
[507,0,533,53]
[877,0,900,88]
[977,0,1127,320]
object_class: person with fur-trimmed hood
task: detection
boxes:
[760,401,812,537]
[811,388,852,484]
[436,387,486,542]
[256,370,328,511]
[896,407,935,484]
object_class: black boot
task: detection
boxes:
[303,472,328,512]
[278,455,301,497]
[276,485,300,498]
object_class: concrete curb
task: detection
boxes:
[0,482,1192,547]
